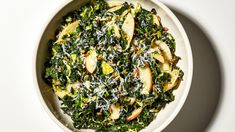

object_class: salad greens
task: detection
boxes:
[44,0,184,131]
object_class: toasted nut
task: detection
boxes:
[118,85,122,92]
[157,15,161,22]
[163,27,169,31]
[83,75,89,80]
[133,68,139,78]
[63,56,68,61]
[52,79,61,85]
[96,112,102,116]
[80,50,85,54]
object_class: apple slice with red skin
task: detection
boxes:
[126,107,143,122]
[158,41,173,61]
[139,65,153,95]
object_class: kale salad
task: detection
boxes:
[44,0,184,131]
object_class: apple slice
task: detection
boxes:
[108,4,123,12]
[85,50,97,73]
[139,65,153,94]
[110,103,121,120]
[148,47,165,63]
[126,107,143,122]
[56,20,79,43]
[122,13,134,50]
[160,63,171,72]
[164,69,180,92]
[106,1,122,7]
[157,41,172,61]
[153,53,165,63]
[153,14,160,26]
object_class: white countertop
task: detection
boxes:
[0,0,234,131]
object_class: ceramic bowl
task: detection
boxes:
[34,0,193,131]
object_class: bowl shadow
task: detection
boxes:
[163,8,223,132]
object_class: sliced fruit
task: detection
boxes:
[148,47,164,63]
[152,53,165,63]
[160,63,171,71]
[110,103,121,120]
[151,40,161,48]
[85,50,97,73]
[153,14,160,26]
[164,69,180,91]
[102,61,114,75]
[107,4,123,12]
[138,65,153,94]
[56,20,79,43]
[126,107,143,122]
[122,13,134,50]
[106,1,122,7]
[158,41,172,61]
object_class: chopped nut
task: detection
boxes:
[80,50,85,54]
[83,75,89,80]
[151,8,157,14]
[152,84,158,93]
[97,55,103,60]
[118,85,122,92]
[95,17,100,23]
[114,44,122,51]
[112,72,119,78]
[63,56,68,61]
[108,61,113,65]
[144,62,150,67]
[53,79,61,85]
[133,68,139,78]
[157,15,161,22]
[163,27,169,31]
[96,112,102,116]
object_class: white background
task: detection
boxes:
[0,0,234,131]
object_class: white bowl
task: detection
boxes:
[34,0,193,131]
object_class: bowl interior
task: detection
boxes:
[35,0,193,131]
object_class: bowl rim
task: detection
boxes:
[150,0,193,131]
[33,0,193,131]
